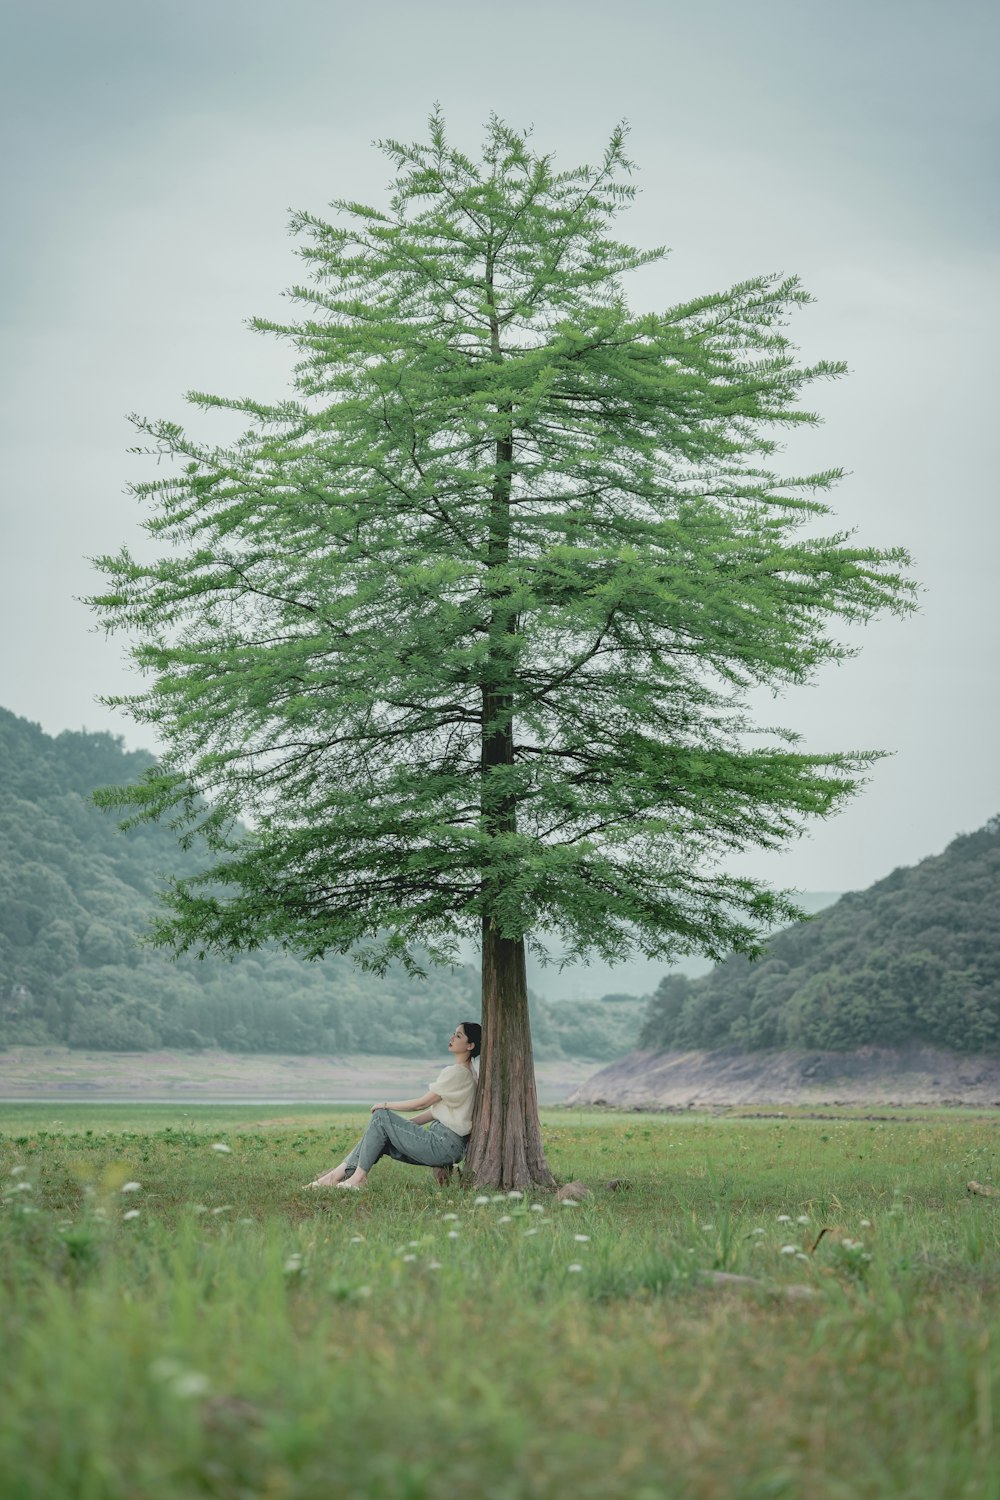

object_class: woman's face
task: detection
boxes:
[448,1025,474,1061]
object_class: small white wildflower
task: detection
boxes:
[700,1223,714,1231]
[860,1219,872,1228]
[498,1215,512,1224]
[474,1196,491,1206]
[442,1213,458,1221]
[428,1260,442,1270]
[211,1206,233,1216]
[567,1263,584,1273]
[354,1286,372,1298]
[796,1252,810,1262]
[210,1143,232,1154]
[780,1244,798,1255]
[507,1190,524,1200]
[524,1228,539,1237]
[284,1254,304,1274]
[408,1240,419,1247]
[191,1205,208,1215]
[447,1230,460,1239]
[842,1238,858,1251]
[559,1198,579,1208]
[574,1234,590,1243]
[796,1215,810,1225]
[123,1209,141,1221]
[349,1234,364,1244]
[530,1203,545,1213]
[861,1253,873,1262]
[238,1218,255,1226]
[13,1182,33,1193]
[11,1165,28,1177]
[751,1227,766,1237]
[402,1253,417,1263]
[121,1182,142,1194]
[777,1214,792,1223]
[172,1372,210,1399]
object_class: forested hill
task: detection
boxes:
[639,818,1000,1055]
[0,708,641,1058]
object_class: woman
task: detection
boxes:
[304,1022,481,1190]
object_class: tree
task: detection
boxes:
[90,112,914,1187]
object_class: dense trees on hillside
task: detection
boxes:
[0,709,642,1058]
[639,818,1000,1054]
[7,704,995,1061]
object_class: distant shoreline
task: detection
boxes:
[0,1046,601,1106]
[3,1098,394,1106]
[569,1044,1000,1109]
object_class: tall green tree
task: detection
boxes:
[91,113,913,1187]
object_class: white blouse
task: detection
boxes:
[427,1063,476,1136]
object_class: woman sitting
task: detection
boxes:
[305,1022,481,1190]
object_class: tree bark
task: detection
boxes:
[464,250,555,1190]
[465,921,556,1190]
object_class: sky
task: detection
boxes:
[1,0,997,908]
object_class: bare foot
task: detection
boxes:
[304,1165,349,1189]
[337,1167,367,1190]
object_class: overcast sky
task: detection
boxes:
[2,0,997,900]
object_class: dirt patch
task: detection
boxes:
[565,1044,1000,1110]
[0,1046,601,1106]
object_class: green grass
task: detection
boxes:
[2,1105,999,1499]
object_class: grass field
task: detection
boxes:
[2,1104,999,1499]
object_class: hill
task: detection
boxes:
[638,818,1000,1056]
[0,707,642,1059]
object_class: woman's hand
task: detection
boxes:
[369,1093,435,1115]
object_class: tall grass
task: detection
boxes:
[1,1106,998,1498]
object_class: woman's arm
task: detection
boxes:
[371,1092,442,1114]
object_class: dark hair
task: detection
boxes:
[461,1021,482,1059]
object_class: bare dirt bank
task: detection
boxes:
[565,1044,1000,1109]
[0,1046,598,1106]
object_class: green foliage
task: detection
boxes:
[0,706,640,1058]
[88,112,914,980]
[639,817,1000,1053]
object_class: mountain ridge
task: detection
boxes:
[636,817,1000,1057]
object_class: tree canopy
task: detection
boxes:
[89,113,915,1184]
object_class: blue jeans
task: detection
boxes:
[342,1109,469,1176]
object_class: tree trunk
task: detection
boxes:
[464,253,556,1191]
[464,919,556,1190]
